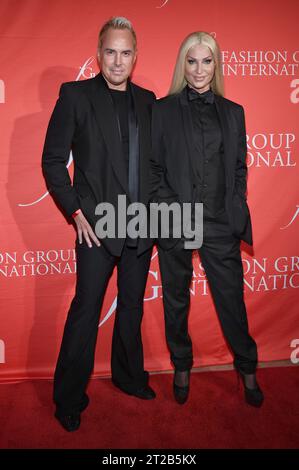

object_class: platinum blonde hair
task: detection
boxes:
[169,31,224,96]
[98,16,137,52]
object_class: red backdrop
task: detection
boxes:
[0,0,298,382]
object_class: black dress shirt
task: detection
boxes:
[187,85,226,218]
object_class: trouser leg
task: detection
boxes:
[158,244,194,371]
[111,243,152,392]
[199,215,258,374]
[54,240,115,415]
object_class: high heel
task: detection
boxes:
[173,370,190,405]
[237,369,264,408]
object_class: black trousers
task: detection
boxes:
[158,210,258,375]
[53,238,152,416]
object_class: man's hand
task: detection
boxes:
[72,209,101,248]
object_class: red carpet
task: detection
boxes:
[0,365,298,449]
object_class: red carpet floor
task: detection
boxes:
[0,365,298,449]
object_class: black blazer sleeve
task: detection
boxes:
[41,83,80,217]
[235,105,248,200]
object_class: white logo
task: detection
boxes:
[18,152,73,208]
[281,205,299,229]
[157,0,170,7]
[0,340,5,363]
[0,249,76,277]
[247,133,296,168]
[242,256,299,292]
[75,56,96,81]
[222,50,299,76]
[290,339,299,364]
[290,79,299,103]
[98,250,159,328]
[0,79,5,103]
[17,57,98,209]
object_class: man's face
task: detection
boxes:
[184,44,215,93]
[98,28,137,90]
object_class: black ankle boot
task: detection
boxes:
[173,370,190,405]
[237,370,264,408]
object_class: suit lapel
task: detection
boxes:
[131,84,148,203]
[85,73,129,196]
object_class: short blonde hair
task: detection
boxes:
[169,31,224,96]
[98,17,137,52]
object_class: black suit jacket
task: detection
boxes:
[42,73,156,256]
[149,88,253,248]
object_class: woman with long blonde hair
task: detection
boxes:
[150,31,264,407]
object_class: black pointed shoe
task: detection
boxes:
[173,370,190,405]
[237,370,264,408]
[54,393,88,432]
[129,385,156,400]
[55,411,81,432]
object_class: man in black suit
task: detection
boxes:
[42,17,156,432]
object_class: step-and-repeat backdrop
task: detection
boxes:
[0,0,298,381]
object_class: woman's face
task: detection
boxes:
[184,43,215,93]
